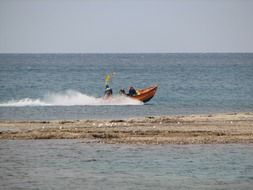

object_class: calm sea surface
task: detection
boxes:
[1,55,253,189]
[0,140,253,190]
[0,53,253,120]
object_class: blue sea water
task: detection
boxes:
[0,53,253,120]
[1,55,253,190]
[0,140,253,190]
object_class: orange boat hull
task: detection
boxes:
[129,85,158,103]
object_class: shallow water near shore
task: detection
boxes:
[1,140,253,189]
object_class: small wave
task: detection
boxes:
[0,90,143,107]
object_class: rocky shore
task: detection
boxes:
[1,112,253,144]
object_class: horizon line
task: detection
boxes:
[1,52,253,55]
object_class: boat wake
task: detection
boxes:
[0,90,143,107]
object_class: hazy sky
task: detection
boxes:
[0,0,253,53]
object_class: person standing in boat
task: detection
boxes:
[104,84,113,97]
[128,86,137,96]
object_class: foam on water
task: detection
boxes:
[0,90,143,107]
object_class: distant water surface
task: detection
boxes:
[0,140,253,190]
[0,53,253,120]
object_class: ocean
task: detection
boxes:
[1,140,253,190]
[1,54,253,189]
[0,53,252,120]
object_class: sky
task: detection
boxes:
[0,0,253,53]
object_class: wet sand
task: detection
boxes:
[0,112,253,144]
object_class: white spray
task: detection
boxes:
[0,90,143,107]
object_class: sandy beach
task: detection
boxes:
[0,112,253,144]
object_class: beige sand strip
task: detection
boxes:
[1,112,253,144]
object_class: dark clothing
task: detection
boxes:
[104,87,113,96]
[128,87,137,96]
[119,89,126,95]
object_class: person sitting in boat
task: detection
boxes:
[119,89,126,95]
[128,86,137,96]
[104,84,113,97]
